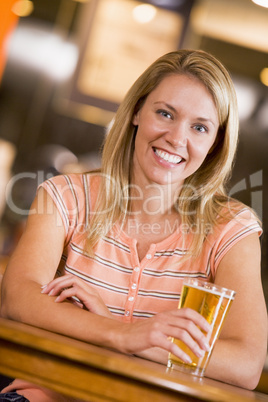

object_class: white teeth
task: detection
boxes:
[154,148,182,164]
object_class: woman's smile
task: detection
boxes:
[153,147,184,166]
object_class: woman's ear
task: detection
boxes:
[132,111,140,126]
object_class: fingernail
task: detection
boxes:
[184,356,192,364]
[204,341,210,351]
[205,323,211,332]
[48,290,54,296]
[196,349,205,358]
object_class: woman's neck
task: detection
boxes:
[129,178,181,217]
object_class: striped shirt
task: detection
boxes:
[40,173,262,323]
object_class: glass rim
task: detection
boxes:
[182,277,236,298]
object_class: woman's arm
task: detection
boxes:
[204,233,268,389]
[136,234,268,390]
[1,189,125,343]
[1,188,210,364]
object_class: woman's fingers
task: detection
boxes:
[168,309,211,352]
[167,324,209,358]
[174,307,211,333]
[41,275,81,296]
[124,310,211,359]
[54,285,94,307]
[41,275,113,318]
[54,286,84,303]
[41,275,98,300]
[152,333,193,364]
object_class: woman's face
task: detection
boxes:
[132,73,219,191]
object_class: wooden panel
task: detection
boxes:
[0,317,267,401]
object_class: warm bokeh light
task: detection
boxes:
[132,4,157,24]
[251,0,268,8]
[260,67,268,86]
[12,0,34,17]
[0,0,19,81]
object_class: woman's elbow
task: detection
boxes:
[239,367,264,390]
[1,292,12,319]
[234,353,267,390]
[0,285,20,320]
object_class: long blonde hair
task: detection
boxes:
[86,49,239,256]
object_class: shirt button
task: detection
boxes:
[146,254,152,259]
[128,296,134,301]
[131,283,137,290]
[125,311,130,316]
[134,266,140,272]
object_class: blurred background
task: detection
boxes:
[0,0,267,316]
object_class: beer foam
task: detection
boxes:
[185,282,236,300]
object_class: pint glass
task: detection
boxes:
[167,278,236,377]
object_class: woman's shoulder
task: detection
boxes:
[40,171,102,193]
[215,197,262,236]
[38,171,102,217]
[37,171,102,244]
[206,198,262,274]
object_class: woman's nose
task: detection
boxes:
[166,124,187,148]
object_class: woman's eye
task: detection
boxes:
[193,124,208,133]
[157,109,172,119]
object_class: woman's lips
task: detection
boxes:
[153,147,184,164]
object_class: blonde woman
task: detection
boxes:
[1,50,267,401]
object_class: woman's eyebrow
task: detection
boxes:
[196,117,217,127]
[153,101,177,114]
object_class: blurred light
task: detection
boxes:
[31,145,78,172]
[7,24,78,81]
[0,140,16,219]
[233,77,259,121]
[52,147,78,173]
[251,0,268,8]
[132,4,157,24]
[260,67,268,86]
[257,98,268,129]
[12,0,34,17]
[192,1,268,53]
[0,140,16,170]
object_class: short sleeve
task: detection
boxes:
[210,207,262,273]
[38,174,88,246]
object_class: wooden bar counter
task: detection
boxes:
[0,317,267,401]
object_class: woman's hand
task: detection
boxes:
[117,308,211,364]
[41,275,114,319]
